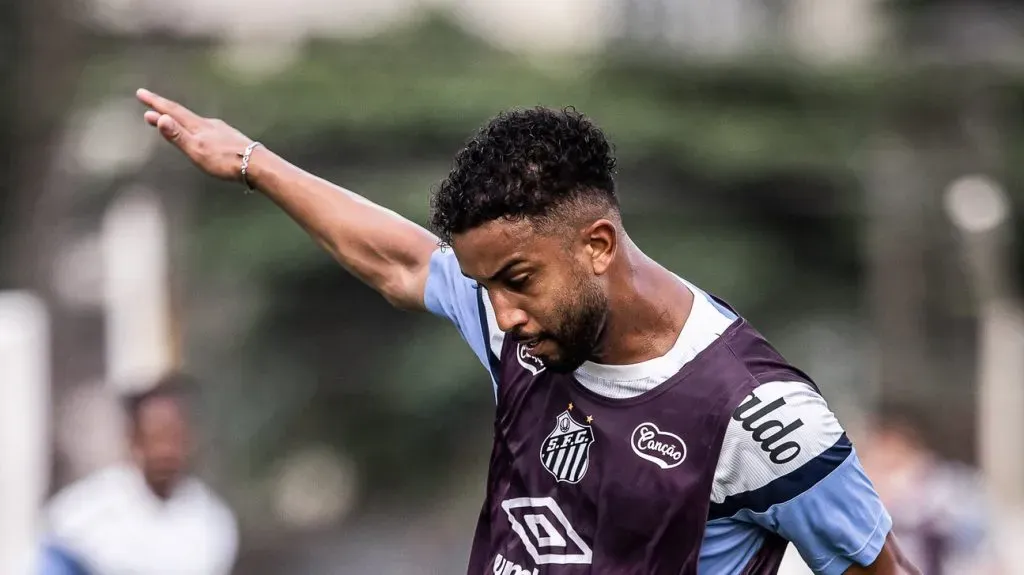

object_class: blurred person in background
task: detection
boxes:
[37,373,238,575]
[858,402,1002,575]
[134,89,918,574]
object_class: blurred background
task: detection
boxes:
[2,0,1024,573]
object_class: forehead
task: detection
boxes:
[136,396,187,429]
[451,218,562,278]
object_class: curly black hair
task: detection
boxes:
[429,106,618,245]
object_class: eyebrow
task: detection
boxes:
[463,258,527,283]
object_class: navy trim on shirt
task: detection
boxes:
[709,433,853,521]
[476,289,501,384]
[705,291,739,321]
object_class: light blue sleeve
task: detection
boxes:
[710,382,893,574]
[37,544,90,575]
[747,449,892,575]
[423,248,500,384]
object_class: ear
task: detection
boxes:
[582,219,617,275]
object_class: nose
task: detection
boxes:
[489,290,529,334]
[150,439,186,466]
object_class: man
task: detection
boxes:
[136,89,919,574]
[859,404,1001,575]
[39,374,238,575]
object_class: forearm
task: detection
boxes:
[248,148,439,310]
[134,89,441,309]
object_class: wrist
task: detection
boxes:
[243,145,277,192]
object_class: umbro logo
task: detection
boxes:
[492,553,538,575]
[732,392,804,464]
[500,497,592,566]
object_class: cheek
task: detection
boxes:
[527,281,577,327]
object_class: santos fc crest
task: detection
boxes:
[540,409,595,483]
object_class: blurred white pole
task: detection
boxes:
[102,188,174,393]
[0,292,51,575]
[944,176,1024,508]
[865,135,931,402]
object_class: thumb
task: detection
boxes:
[156,114,189,145]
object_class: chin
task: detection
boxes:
[532,339,589,374]
[147,472,181,493]
[542,354,586,374]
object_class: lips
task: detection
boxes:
[516,335,542,351]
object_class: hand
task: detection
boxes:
[136,88,255,183]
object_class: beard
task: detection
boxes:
[541,278,608,374]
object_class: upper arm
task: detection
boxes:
[711,381,893,575]
[423,248,505,391]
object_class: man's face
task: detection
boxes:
[131,396,190,498]
[452,217,612,373]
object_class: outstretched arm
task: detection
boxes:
[136,89,439,311]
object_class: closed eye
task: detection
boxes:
[505,275,530,291]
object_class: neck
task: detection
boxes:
[588,239,693,365]
[143,476,175,500]
[138,467,179,501]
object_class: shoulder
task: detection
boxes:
[47,466,132,524]
[182,478,238,531]
[44,465,140,552]
[422,248,504,382]
[711,383,894,573]
[168,478,239,563]
[423,248,474,319]
[51,465,132,498]
[711,381,850,514]
[479,288,505,358]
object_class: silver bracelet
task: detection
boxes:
[240,141,264,194]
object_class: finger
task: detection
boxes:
[143,110,160,126]
[136,88,202,131]
[156,114,190,147]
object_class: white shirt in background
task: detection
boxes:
[44,464,238,575]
